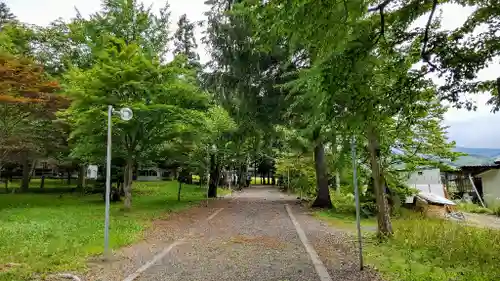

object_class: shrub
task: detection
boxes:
[331,190,356,214]
[492,206,500,216]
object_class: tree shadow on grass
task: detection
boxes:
[0,193,105,211]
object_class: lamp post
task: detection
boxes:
[104,105,133,259]
[351,135,363,270]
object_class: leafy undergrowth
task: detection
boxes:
[457,202,494,215]
[0,181,209,281]
[316,210,500,281]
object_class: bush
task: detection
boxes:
[492,206,500,216]
[331,190,356,214]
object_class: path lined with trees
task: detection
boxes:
[1,0,499,280]
[86,186,380,281]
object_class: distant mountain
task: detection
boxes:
[451,147,500,167]
[453,146,500,158]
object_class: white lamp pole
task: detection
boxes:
[104,105,133,259]
[351,135,363,270]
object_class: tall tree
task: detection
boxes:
[0,2,15,28]
[173,14,200,69]
[0,52,64,191]
[64,38,209,209]
[234,0,461,236]
[204,0,296,193]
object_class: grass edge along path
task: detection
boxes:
[314,210,500,281]
[0,181,223,281]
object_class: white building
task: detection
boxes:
[136,167,167,181]
[403,167,445,203]
[477,168,500,207]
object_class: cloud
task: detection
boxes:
[445,113,500,148]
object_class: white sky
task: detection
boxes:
[5,0,500,148]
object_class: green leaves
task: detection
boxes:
[63,37,211,165]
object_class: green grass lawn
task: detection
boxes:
[314,210,377,231]
[0,181,214,281]
[315,210,500,281]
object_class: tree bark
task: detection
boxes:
[123,158,134,210]
[21,152,30,192]
[0,161,4,193]
[77,165,86,191]
[311,137,333,208]
[208,153,218,198]
[367,126,393,237]
[177,181,182,201]
[335,171,341,195]
[254,161,257,186]
[66,170,71,186]
[238,163,246,189]
[40,175,45,190]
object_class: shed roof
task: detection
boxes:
[478,168,500,178]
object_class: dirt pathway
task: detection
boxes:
[85,186,381,281]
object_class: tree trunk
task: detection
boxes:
[311,137,333,208]
[177,181,182,201]
[335,171,341,195]
[208,153,218,198]
[367,126,393,237]
[28,159,37,182]
[123,158,134,210]
[21,152,30,192]
[254,161,257,186]
[0,161,4,193]
[66,170,71,186]
[238,163,246,189]
[77,165,86,191]
[40,175,45,190]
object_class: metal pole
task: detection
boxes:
[469,173,486,207]
[206,147,209,206]
[351,136,363,270]
[104,105,113,258]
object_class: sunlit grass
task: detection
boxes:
[0,181,207,281]
[3,178,79,190]
[316,210,500,281]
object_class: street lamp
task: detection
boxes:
[104,105,133,259]
[351,135,363,270]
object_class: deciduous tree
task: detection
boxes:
[64,38,209,209]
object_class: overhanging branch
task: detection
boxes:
[369,0,394,44]
[368,0,394,12]
[421,0,438,68]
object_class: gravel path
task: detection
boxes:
[85,186,381,281]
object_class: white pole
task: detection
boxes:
[287,168,290,194]
[351,136,363,270]
[104,105,112,258]
[206,147,209,206]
